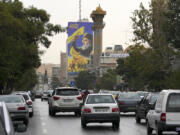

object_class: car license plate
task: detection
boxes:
[63,99,73,102]
[29,108,32,112]
[176,127,180,132]
[95,109,108,112]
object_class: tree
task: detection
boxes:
[165,0,180,49]
[74,71,96,90]
[51,77,62,89]
[0,0,64,93]
[96,69,117,90]
[116,45,169,91]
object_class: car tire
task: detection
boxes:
[147,121,153,135]
[81,119,87,128]
[112,121,119,130]
[136,115,141,123]
[29,112,33,117]
[156,126,162,135]
[75,111,81,117]
[24,119,29,126]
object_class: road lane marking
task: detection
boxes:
[41,122,46,126]
[43,129,47,134]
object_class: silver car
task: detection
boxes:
[0,95,29,126]
[49,87,83,116]
[0,102,27,135]
[13,92,34,117]
[81,94,120,129]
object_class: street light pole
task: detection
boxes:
[79,0,81,21]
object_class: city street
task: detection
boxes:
[16,99,177,135]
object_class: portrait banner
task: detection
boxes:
[67,22,93,75]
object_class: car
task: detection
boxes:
[108,91,120,99]
[81,93,120,129]
[13,92,34,117]
[48,87,83,116]
[35,90,43,98]
[116,92,141,113]
[146,90,180,135]
[0,95,29,126]
[41,90,49,101]
[137,91,149,99]
[135,92,159,123]
[0,102,26,135]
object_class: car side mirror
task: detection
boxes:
[15,124,27,133]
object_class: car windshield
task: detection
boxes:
[166,93,180,112]
[0,96,23,103]
[56,89,79,96]
[119,93,140,99]
[86,95,115,104]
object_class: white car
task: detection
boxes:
[13,92,34,117]
[48,87,83,116]
[146,90,180,135]
[81,94,120,129]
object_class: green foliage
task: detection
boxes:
[0,0,63,93]
[165,0,180,49]
[51,77,62,89]
[131,3,153,46]
[74,71,96,90]
[167,69,180,89]
[116,46,169,91]
[96,69,117,90]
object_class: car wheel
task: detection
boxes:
[75,111,81,117]
[156,127,162,135]
[24,119,29,126]
[112,121,119,130]
[136,115,141,123]
[147,122,153,135]
[81,119,87,128]
[29,112,33,117]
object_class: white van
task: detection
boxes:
[146,90,180,135]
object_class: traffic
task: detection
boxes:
[0,88,180,135]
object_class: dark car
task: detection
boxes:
[135,92,159,123]
[117,92,141,113]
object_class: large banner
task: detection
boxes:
[67,22,93,75]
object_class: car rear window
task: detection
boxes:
[149,94,159,104]
[86,95,115,104]
[166,93,180,112]
[118,93,140,99]
[0,96,23,103]
[56,89,79,96]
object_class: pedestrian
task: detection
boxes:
[83,89,90,103]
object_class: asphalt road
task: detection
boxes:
[17,99,178,135]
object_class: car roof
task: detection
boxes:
[56,87,78,90]
[0,95,22,98]
[88,93,113,96]
[161,89,180,94]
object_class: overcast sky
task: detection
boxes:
[20,0,150,64]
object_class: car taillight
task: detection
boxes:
[119,101,125,105]
[160,113,166,121]
[83,108,91,113]
[27,101,32,105]
[112,107,119,112]
[18,107,26,110]
[81,93,84,97]
[77,96,82,100]
[53,96,60,101]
